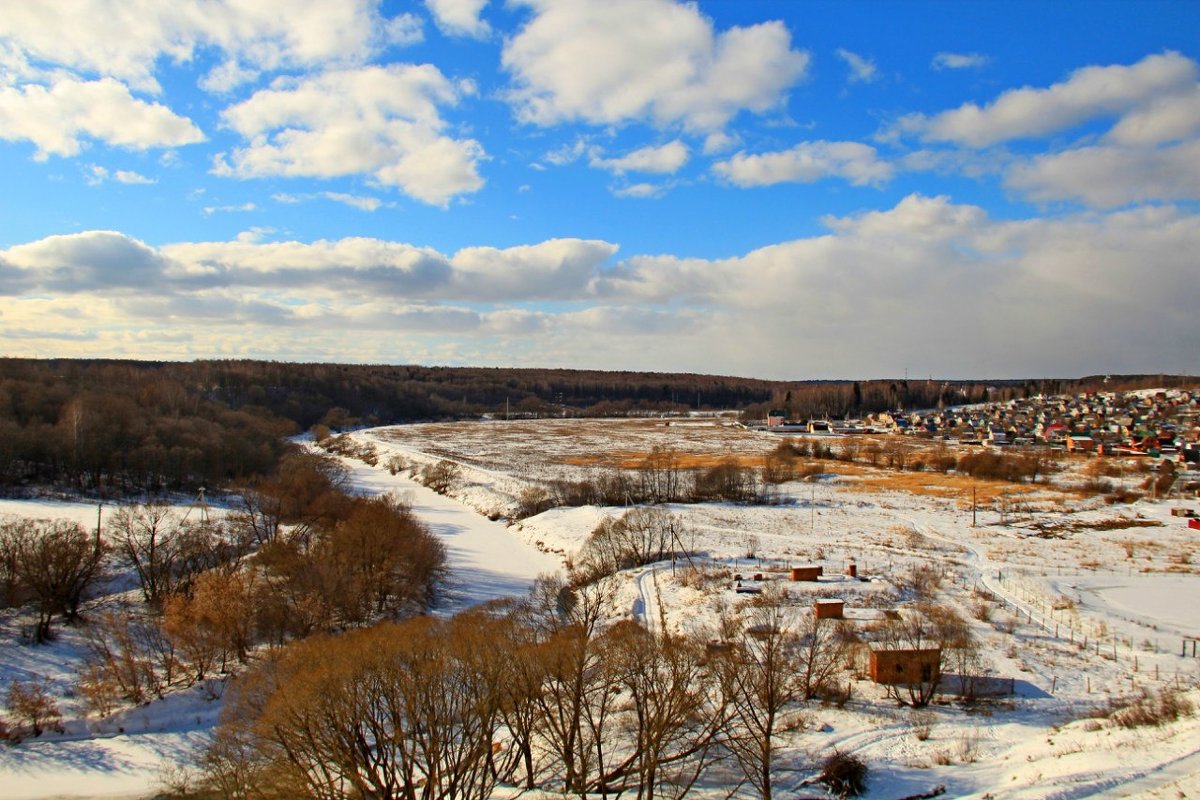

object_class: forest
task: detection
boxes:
[0,357,1189,497]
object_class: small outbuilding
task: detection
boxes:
[790,565,823,581]
[814,599,844,619]
[868,647,941,685]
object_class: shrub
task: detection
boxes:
[1109,686,1194,729]
[513,486,556,519]
[420,460,461,494]
[820,750,868,797]
[5,679,63,737]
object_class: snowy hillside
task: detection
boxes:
[0,417,1198,798]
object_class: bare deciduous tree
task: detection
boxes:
[795,611,851,701]
[718,590,809,800]
[606,622,727,799]
[2,518,104,642]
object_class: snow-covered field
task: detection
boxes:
[1,417,1198,798]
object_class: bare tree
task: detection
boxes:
[795,611,851,701]
[109,502,183,605]
[163,568,259,680]
[80,608,173,703]
[522,576,624,796]
[639,446,688,503]
[870,602,967,707]
[2,518,105,642]
[605,622,727,799]
[579,507,686,576]
[718,590,809,800]
[211,618,509,800]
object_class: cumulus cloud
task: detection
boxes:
[0,77,204,158]
[0,0,421,93]
[1006,139,1200,206]
[1104,85,1200,146]
[425,0,490,39]
[502,0,808,130]
[4,199,1197,377]
[713,141,893,187]
[213,65,485,206]
[2,230,173,291]
[161,237,453,295]
[589,141,689,174]
[931,52,988,71]
[835,48,878,83]
[702,130,738,155]
[449,239,619,300]
[897,51,1198,147]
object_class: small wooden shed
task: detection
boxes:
[790,565,823,581]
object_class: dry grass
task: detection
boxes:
[843,469,1051,504]
[562,451,770,470]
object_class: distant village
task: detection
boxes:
[761,388,1200,464]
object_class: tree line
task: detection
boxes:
[3,358,1186,497]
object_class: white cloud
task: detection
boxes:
[449,239,618,300]
[214,65,485,206]
[1006,139,1200,206]
[199,60,261,95]
[931,52,988,71]
[713,141,893,187]
[612,182,667,199]
[3,201,1198,377]
[1105,85,1200,146]
[543,137,592,166]
[382,13,425,47]
[835,48,878,83]
[85,165,109,185]
[236,227,277,243]
[502,0,808,130]
[322,192,384,211]
[2,230,172,290]
[425,0,490,39]
[590,140,689,174]
[702,130,738,155]
[898,51,1198,147]
[114,169,154,184]
[271,191,387,210]
[0,77,204,158]
[203,202,256,215]
[0,0,420,93]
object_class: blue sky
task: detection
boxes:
[2,0,1198,379]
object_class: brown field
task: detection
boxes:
[379,418,1092,504]
[843,470,1058,505]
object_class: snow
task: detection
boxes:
[2,416,1200,798]
[1059,575,1200,639]
[329,447,564,612]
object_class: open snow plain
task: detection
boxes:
[1,416,1198,798]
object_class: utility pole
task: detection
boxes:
[972,486,977,527]
[810,478,816,536]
